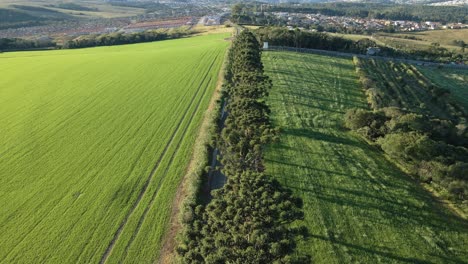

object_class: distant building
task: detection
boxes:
[263,42,269,49]
[366,47,381,56]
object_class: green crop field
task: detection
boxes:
[0,34,228,263]
[417,67,468,110]
[263,51,468,263]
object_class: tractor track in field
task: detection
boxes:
[99,54,219,264]
[119,73,216,263]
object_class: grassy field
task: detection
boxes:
[417,67,468,110]
[263,51,468,263]
[0,34,229,263]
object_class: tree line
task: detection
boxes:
[177,30,308,263]
[0,28,193,52]
[0,37,55,51]
[254,27,466,63]
[63,28,192,49]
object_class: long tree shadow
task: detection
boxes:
[265,51,468,263]
[308,233,455,264]
[282,128,364,148]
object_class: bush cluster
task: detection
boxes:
[178,30,307,263]
[345,107,468,200]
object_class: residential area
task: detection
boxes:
[268,11,468,33]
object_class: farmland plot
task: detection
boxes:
[0,34,228,263]
[263,51,468,263]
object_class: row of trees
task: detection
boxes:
[0,28,192,52]
[0,37,55,51]
[178,30,307,263]
[255,27,376,54]
[64,28,192,49]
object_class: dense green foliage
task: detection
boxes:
[255,27,377,54]
[178,31,306,263]
[0,37,55,51]
[348,57,468,201]
[263,51,468,262]
[0,34,228,263]
[64,28,193,49]
[0,28,192,52]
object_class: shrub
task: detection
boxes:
[377,132,441,161]
[417,160,446,183]
[387,113,430,134]
[344,108,376,130]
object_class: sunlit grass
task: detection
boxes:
[0,34,229,263]
[263,51,468,263]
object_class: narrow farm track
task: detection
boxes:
[0,34,229,264]
[100,54,219,264]
[263,51,468,263]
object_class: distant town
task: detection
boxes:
[265,11,468,33]
[0,13,227,39]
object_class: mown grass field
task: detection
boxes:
[263,51,468,263]
[0,34,228,263]
[417,67,468,110]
